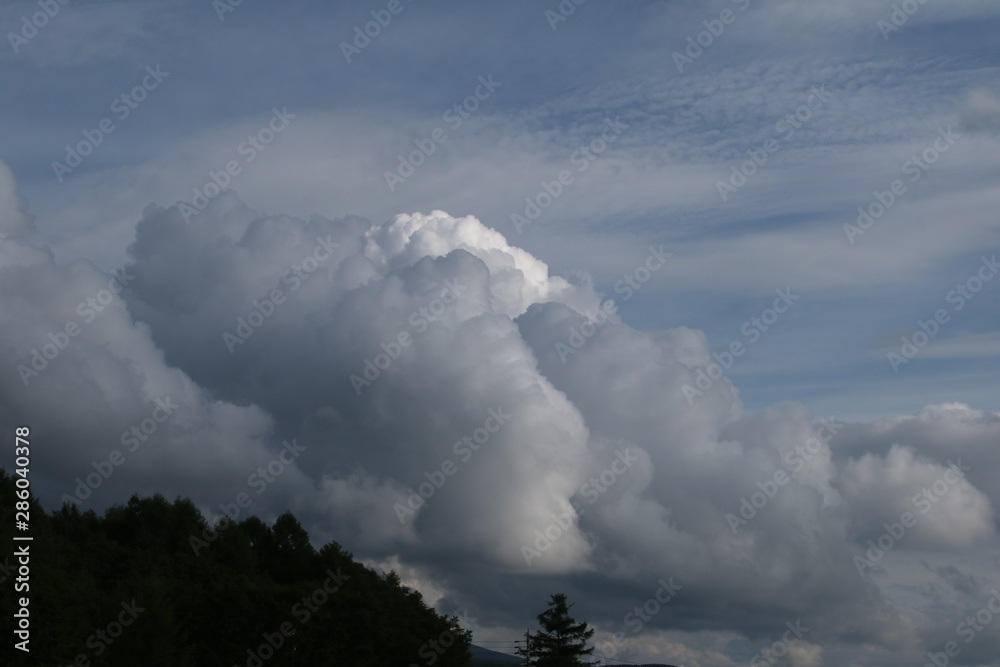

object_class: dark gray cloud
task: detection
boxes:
[932,564,981,598]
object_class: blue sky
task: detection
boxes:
[2,1,1000,665]
[4,0,999,422]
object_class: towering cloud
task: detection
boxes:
[1,164,997,664]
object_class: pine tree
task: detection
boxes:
[518,593,596,667]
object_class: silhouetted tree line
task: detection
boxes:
[0,468,471,667]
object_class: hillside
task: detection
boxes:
[0,470,471,666]
[470,643,521,665]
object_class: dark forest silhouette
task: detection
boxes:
[0,468,471,666]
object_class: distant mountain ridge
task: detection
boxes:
[470,644,521,665]
[469,643,679,667]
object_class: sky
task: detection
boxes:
[1,0,1000,665]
